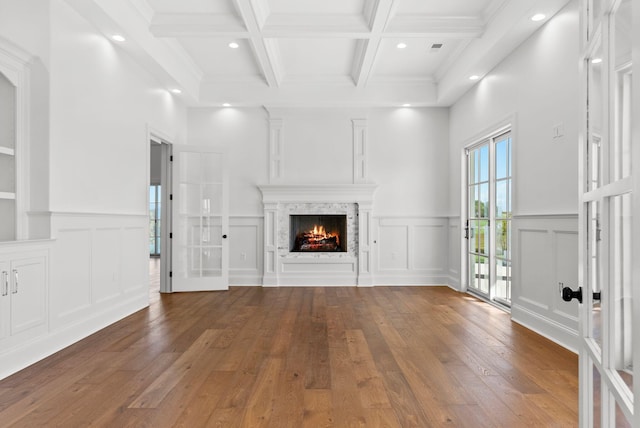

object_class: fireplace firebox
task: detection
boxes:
[290,214,347,252]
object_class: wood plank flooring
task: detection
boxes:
[0,286,578,427]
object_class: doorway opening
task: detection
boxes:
[149,139,172,295]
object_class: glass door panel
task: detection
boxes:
[611,193,633,393]
[588,200,602,349]
[172,146,228,292]
[468,144,490,297]
[466,131,512,305]
[494,133,512,303]
[578,0,637,425]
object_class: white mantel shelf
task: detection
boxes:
[258,184,377,204]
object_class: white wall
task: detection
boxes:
[46,0,188,326]
[0,0,190,378]
[448,1,580,350]
[187,106,450,285]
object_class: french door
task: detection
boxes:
[171,146,229,292]
[466,130,512,306]
[573,0,638,425]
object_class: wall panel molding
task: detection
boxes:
[511,214,579,352]
[373,216,449,286]
[229,216,263,285]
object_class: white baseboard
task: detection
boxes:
[511,303,579,353]
[0,293,148,381]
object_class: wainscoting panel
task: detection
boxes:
[229,216,263,285]
[50,213,149,333]
[121,226,148,295]
[447,217,461,289]
[511,214,579,352]
[51,228,92,321]
[373,216,449,285]
[92,228,121,304]
[377,224,409,270]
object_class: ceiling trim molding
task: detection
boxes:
[352,0,398,88]
[233,0,282,87]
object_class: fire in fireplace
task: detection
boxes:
[290,214,347,252]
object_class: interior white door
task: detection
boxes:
[571,0,637,426]
[171,145,228,292]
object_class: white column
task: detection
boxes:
[357,201,374,286]
[262,202,279,286]
[268,119,284,184]
[352,119,368,184]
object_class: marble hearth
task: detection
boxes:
[258,184,377,286]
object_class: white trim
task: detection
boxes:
[0,37,33,240]
[511,303,579,353]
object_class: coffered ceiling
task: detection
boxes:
[67,0,572,107]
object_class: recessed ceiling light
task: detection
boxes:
[397,42,407,49]
[469,75,480,81]
[592,58,603,64]
[170,88,182,94]
[228,42,239,49]
[402,104,411,107]
[111,34,126,42]
[531,13,546,22]
[223,103,231,107]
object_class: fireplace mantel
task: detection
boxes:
[258,184,377,204]
[258,183,377,287]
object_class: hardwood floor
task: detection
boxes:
[0,286,578,427]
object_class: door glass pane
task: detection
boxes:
[470,255,489,294]
[615,402,632,428]
[149,185,161,256]
[495,259,511,302]
[611,193,633,392]
[588,200,602,348]
[613,0,632,181]
[588,43,604,191]
[478,145,489,182]
[593,363,602,428]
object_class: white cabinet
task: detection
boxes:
[0,249,48,347]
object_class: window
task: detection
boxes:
[149,185,161,256]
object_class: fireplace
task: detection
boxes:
[290,214,347,252]
[259,184,377,286]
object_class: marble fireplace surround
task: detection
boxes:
[258,184,377,286]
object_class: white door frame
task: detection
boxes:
[148,131,173,293]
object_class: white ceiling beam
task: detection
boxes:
[233,0,282,87]
[199,79,438,107]
[385,16,485,38]
[150,14,248,37]
[148,13,485,40]
[65,0,204,104]
[261,15,370,37]
[352,0,398,88]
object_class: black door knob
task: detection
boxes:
[222,234,227,239]
[562,286,583,303]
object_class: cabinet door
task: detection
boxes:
[0,260,9,340]
[10,256,46,335]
